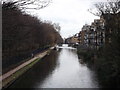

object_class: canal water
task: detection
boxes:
[9,44,100,88]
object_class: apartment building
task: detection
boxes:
[78,17,105,49]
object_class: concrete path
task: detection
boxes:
[0,50,49,82]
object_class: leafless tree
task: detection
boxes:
[2,0,51,10]
[88,0,120,16]
[53,23,61,33]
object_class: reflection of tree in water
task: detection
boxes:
[78,56,96,70]
[78,58,86,65]
[77,53,100,87]
[9,50,60,88]
[77,53,100,88]
[57,48,62,52]
[68,48,77,53]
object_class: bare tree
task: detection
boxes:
[2,0,51,10]
[88,0,120,16]
[53,23,61,33]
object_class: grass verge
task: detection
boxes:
[2,58,41,88]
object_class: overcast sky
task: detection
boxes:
[25,0,105,38]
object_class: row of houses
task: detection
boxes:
[78,17,105,49]
[65,33,79,45]
[65,16,108,49]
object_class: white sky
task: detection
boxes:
[25,0,105,38]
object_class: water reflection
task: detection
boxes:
[9,50,59,88]
[9,44,100,88]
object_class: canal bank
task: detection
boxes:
[1,47,54,89]
[9,44,100,88]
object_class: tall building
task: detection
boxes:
[78,17,105,49]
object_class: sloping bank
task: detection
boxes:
[0,47,54,89]
[77,45,120,88]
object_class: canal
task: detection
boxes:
[9,44,100,88]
